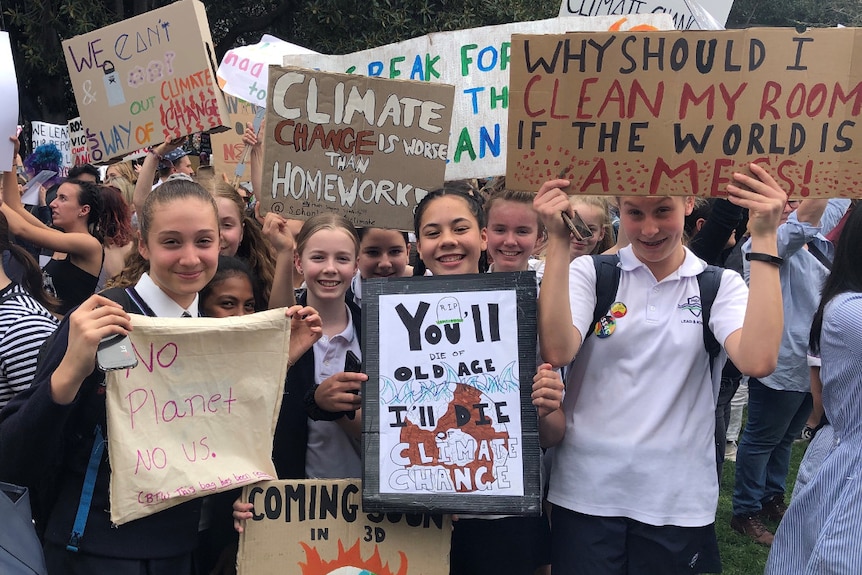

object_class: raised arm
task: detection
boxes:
[262,212,298,308]
[133,138,185,214]
[242,120,264,202]
[723,163,786,377]
[534,179,582,367]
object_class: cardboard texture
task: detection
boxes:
[361,273,541,515]
[0,33,17,171]
[559,0,732,30]
[281,15,674,181]
[105,310,290,524]
[209,95,258,183]
[507,28,862,198]
[261,66,454,230]
[62,0,229,163]
[238,479,451,575]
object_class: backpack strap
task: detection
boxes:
[588,254,622,342]
[66,424,105,552]
[696,265,723,376]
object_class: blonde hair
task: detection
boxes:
[569,195,614,254]
[106,161,137,184]
[295,213,360,256]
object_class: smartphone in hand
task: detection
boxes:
[97,334,138,372]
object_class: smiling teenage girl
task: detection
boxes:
[415,187,564,575]
[534,164,787,574]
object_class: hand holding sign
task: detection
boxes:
[726,163,789,237]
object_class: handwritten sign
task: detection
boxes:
[31,121,73,175]
[261,67,454,230]
[67,117,90,166]
[506,28,862,198]
[62,0,229,163]
[362,273,540,514]
[105,310,290,524]
[281,14,673,181]
[0,33,17,171]
[209,95,257,183]
[560,0,732,30]
[238,479,451,575]
[217,34,318,107]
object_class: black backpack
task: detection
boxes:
[587,254,723,374]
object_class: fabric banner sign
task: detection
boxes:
[238,479,451,575]
[106,310,290,524]
[507,27,862,198]
[559,0,732,30]
[282,14,673,181]
[261,66,454,230]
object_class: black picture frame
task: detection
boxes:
[361,272,541,515]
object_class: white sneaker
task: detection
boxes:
[725,441,738,462]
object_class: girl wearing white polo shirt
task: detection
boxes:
[533,163,786,575]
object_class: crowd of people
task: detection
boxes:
[0,126,858,575]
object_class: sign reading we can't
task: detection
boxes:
[507,28,862,198]
[262,66,454,231]
[62,0,228,163]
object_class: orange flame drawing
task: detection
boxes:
[609,17,660,32]
[299,540,408,575]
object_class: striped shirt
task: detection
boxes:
[766,292,862,574]
[0,283,59,408]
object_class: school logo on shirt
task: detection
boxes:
[678,296,703,318]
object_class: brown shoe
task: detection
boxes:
[761,495,788,522]
[731,514,774,546]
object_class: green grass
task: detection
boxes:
[710,442,807,575]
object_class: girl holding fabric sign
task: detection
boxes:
[412,186,564,575]
[0,179,321,575]
[533,163,787,574]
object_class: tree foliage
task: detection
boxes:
[4,0,862,123]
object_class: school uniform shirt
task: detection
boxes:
[305,305,362,479]
[133,272,200,317]
[548,246,747,527]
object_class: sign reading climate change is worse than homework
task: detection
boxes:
[507,28,862,198]
[62,0,228,162]
[362,273,540,515]
[262,67,454,231]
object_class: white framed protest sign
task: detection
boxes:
[361,272,540,514]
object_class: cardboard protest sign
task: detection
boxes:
[0,33,17,170]
[105,310,290,524]
[560,0,732,30]
[68,117,90,166]
[282,14,673,181]
[209,95,259,183]
[261,67,454,230]
[62,0,229,163]
[506,28,862,198]
[238,479,451,575]
[217,34,318,107]
[361,273,540,514]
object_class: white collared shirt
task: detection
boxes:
[133,273,199,318]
